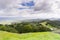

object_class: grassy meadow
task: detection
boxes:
[0,31,60,40]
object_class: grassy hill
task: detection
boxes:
[0,31,60,40]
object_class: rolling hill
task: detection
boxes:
[0,31,60,40]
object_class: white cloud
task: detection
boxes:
[0,0,60,19]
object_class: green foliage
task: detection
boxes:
[0,25,18,33]
[12,22,52,33]
[0,20,53,33]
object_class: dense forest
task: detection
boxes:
[0,19,60,33]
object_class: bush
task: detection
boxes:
[0,25,18,33]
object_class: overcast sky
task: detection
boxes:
[0,0,60,19]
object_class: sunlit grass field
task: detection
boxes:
[0,31,60,40]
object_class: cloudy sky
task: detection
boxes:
[0,0,60,20]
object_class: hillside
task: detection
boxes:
[0,19,60,33]
[0,31,60,40]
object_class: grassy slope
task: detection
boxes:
[0,31,60,40]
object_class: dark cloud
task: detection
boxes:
[34,0,52,13]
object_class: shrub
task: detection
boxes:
[0,25,18,33]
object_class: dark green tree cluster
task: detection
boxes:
[0,21,52,33]
[0,24,18,33]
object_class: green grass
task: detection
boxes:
[0,31,60,40]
